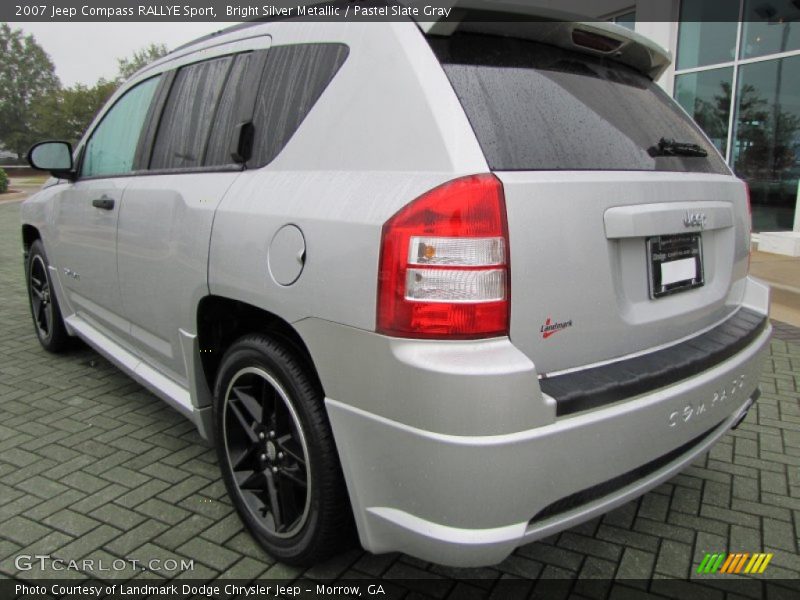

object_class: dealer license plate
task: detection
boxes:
[647,233,704,299]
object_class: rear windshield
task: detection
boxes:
[428,33,729,174]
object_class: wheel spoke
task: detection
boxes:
[228,399,259,444]
[278,466,307,489]
[238,479,268,518]
[42,304,52,332]
[232,386,263,424]
[36,300,47,331]
[231,444,257,471]
[277,434,306,466]
[265,470,284,530]
[239,469,266,491]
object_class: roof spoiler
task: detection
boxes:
[415,1,672,80]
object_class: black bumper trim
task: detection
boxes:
[541,308,768,417]
[530,420,724,525]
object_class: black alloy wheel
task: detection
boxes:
[222,366,311,537]
[26,240,71,352]
[213,334,354,564]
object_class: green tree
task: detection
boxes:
[0,23,60,159]
[31,79,117,145]
[117,43,168,81]
[27,42,168,146]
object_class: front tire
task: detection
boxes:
[26,240,71,353]
[213,334,354,565]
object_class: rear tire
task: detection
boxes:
[213,334,354,565]
[26,240,71,353]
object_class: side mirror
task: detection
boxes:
[27,141,75,180]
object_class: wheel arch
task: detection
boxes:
[196,295,323,398]
[21,224,41,258]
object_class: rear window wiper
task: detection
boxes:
[648,137,708,158]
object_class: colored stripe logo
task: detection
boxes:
[697,552,773,574]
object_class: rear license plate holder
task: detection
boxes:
[647,233,704,299]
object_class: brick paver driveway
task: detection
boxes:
[1,199,798,596]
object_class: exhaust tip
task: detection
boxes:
[732,388,761,430]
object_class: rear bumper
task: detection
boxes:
[298,285,772,567]
[328,390,761,566]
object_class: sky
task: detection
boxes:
[15,23,238,87]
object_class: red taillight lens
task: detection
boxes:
[377,174,510,339]
[571,29,624,53]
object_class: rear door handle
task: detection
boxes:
[92,197,115,210]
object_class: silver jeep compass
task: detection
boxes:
[21,12,771,567]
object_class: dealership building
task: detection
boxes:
[584,0,800,253]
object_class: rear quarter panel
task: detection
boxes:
[208,21,487,331]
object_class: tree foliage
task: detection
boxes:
[0,26,170,156]
[30,80,118,146]
[0,23,60,158]
[117,43,169,81]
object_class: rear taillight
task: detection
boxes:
[571,29,624,53]
[377,174,510,339]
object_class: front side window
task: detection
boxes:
[82,76,161,178]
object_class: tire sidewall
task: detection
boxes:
[213,337,326,562]
[26,240,56,347]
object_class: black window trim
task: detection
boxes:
[132,70,176,171]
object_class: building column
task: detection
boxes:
[634,0,680,93]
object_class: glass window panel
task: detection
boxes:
[674,67,733,156]
[204,52,257,167]
[82,76,161,178]
[251,43,349,167]
[740,0,800,59]
[732,55,800,232]
[614,11,636,30]
[429,33,729,173]
[676,0,739,70]
[150,56,232,170]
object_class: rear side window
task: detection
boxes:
[250,43,349,166]
[428,33,729,174]
[82,76,161,177]
[150,56,232,170]
[204,52,261,167]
